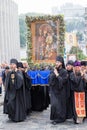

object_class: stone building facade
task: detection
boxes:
[0,0,20,63]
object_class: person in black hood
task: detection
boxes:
[81,61,86,72]
[56,55,65,69]
[17,62,32,115]
[49,55,68,125]
[66,60,74,119]
[3,59,26,122]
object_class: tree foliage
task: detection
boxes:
[19,17,27,47]
[76,32,84,42]
[69,46,87,60]
[19,13,45,48]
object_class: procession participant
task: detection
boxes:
[3,59,26,122]
[82,61,87,118]
[17,62,32,115]
[70,61,86,124]
[81,61,86,72]
[49,55,68,125]
[0,63,7,95]
[2,66,10,90]
[22,61,30,72]
[66,60,74,119]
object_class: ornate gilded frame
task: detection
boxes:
[26,15,65,65]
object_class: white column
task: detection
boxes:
[0,0,20,63]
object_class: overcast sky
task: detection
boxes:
[13,0,87,14]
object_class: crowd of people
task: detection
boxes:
[2,59,32,122]
[0,59,50,122]
[49,55,87,125]
[0,56,87,125]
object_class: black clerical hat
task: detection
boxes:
[74,60,81,67]
[10,58,18,66]
[66,60,74,66]
[17,62,24,68]
[81,61,86,66]
[5,66,10,69]
[56,55,65,68]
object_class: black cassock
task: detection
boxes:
[23,72,32,114]
[85,82,87,117]
[3,71,26,122]
[66,70,73,119]
[49,68,68,123]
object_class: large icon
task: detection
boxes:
[31,21,59,63]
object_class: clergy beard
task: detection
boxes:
[56,64,62,70]
[75,71,81,76]
[68,69,73,73]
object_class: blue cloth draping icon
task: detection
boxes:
[27,70,50,86]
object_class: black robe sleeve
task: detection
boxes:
[70,72,86,92]
[49,68,68,91]
[15,71,24,89]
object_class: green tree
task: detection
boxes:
[69,46,87,60]
[19,13,45,48]
[76,32,84,42]
[19,17,27,47]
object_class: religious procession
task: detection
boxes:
[0,55,87,126]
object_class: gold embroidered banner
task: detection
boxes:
[74,92,86,117]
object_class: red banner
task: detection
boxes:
[74,92,86,117]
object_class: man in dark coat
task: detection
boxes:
[49,55,68,125]
[66,60,74,119]
[3,59,26,122]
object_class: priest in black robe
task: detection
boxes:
[66,60,74,119]
[69,61,86,124]
[80,61,87,118]
[17,62,32,115]
[3,59,26,122]
[49,55,68,125]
